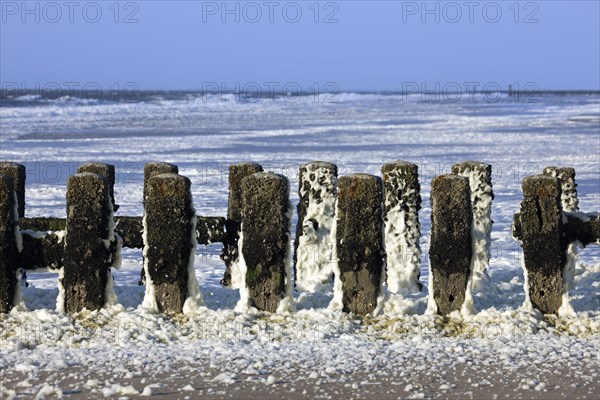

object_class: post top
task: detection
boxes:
[432,174,469,184]
[144,162,179,174]
[543,166,576,179]
[77,162,114,173]
[230,162,263,170]
[300,161,338,172]
[522,174,561,196]
[69,171,106,181]
[451,161,492,174]
[342,173,381,181]
[381,160,418,173]
[0,162,25,171]
[149,172,186,181]
[245,171,288,182]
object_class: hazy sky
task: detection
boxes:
[1,0,599,91]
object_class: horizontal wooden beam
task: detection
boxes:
[20,231,64,270]
[19,215,227,248]
[563,212,600,247]
[513,211,599,247]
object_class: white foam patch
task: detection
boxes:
[328,200,343,311]
[56,267,66,313]
[183,209,203,315]
[277,203,294,313]
[104,270,117,308]
[13,192,23,253]
[229,259,243,289]
[295,166,337,293]
[234,227,253,313]
[382,172,421,296]
[455,167,494,315]
[104,194,119,307]
[140,212,158,313]
[425,234,438,316]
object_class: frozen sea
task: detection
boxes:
[0,91,599,399]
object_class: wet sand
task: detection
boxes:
[1,359,597,399]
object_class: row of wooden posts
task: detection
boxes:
[0,160,598,316]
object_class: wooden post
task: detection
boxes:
[143,162,178,204]
[543,167,578,212]
[294,161,337,292]
[381,161,422,294]
[336,174,385,315]
[139,162,179,284]
[519,175,566,314]
[143,173,196,313]
[63,173,112,313]
[0,175,19,313]
[451,161,494,288]
[0,162,26,218]
[77,162,118,211]
[221,162,263,287]
[240,172,290,312]
[429,175,472,316]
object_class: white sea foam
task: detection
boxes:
[183,207,203,315]
[140,212,158,313]
[234,227,252,313]
[382,175,421,295]
[295,164,337,293]
[455,166,494,315]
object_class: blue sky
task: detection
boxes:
[1,0,599,91]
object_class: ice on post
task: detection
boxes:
[294,161,338,293]
[381,161,422,295]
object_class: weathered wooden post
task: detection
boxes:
[0,175,19,313]
[513,170,599,315]
[335,174,385,315]
[221,163,264,288]
[143,162,179,204]
[294,161,337,292]
[143,173,196,313]
[76,162,121,308]
[381,161,422,294]
[543,167,578,212]
[239,172,291,312]
[62,173,113,313]
[77,162,118,211]
[0,162,26,218]
[518,175,566,314]
[542,166,579,311]
[428,175,472,316]
[138,162,179,285]
[451,161,494,290]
